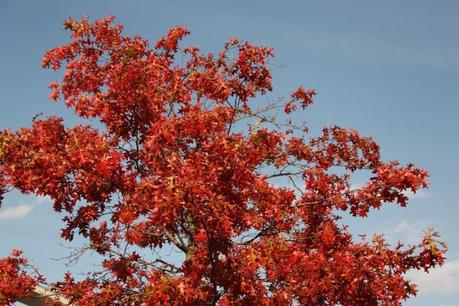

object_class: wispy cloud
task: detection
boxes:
[403,189,431,200]
[388,220,431,245]
[0,204,32,220]
[408,258,459,294]
[30,195,51,206]
[384,220,459,295]
[0,195,50,220]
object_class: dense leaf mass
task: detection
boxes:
[0,17,446,305]
[0,250,41,305]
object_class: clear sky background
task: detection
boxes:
[0,1,458,305]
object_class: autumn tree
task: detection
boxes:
[0,17,446,305]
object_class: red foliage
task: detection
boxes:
[0,250,41,305]
[0,16,446,305]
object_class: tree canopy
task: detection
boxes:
[0,16,446,305]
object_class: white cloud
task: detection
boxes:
[381,219,445,247]
[408,259,459,294]
[384,220,459,295]
[0,204,33,220]
[30,195,51,206]
[0,195,51,220]
[403,189,431,200]
[388,220,430,245]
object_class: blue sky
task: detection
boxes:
[0,1,458,305]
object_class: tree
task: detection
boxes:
[0,16,446,306]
